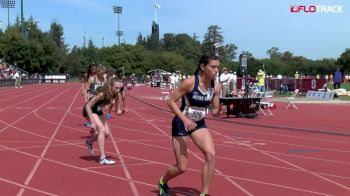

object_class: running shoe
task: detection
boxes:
[85,122,92,128]
[159,177,170,196]
[199,193,210,196]
[85,139,94,155]
[106,113,112,119]
[99,157,116,165]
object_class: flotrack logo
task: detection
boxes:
[290,5,343,13]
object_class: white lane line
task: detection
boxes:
[17,86,78,196]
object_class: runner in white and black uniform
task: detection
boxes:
[83,65,107,128]
[81,64,97,102]
[158,54,222,196]
[81,64,97,127]
[86,65,106,101]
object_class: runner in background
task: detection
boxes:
[81,64,97,127]
[83,77,123,165]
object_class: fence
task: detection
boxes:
[0,79,40,87]
[236,78,327,93]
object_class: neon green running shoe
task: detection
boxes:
[159,177,170,196]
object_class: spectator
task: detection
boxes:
[333,68,342,89]
[256,69,266,92]
[276,74,283,79]
[13,69,22,88]
[219,67,230,97]
[294,71,300,79]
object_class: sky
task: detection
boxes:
[0,0,349,60]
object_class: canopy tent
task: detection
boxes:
[147,69,172,76]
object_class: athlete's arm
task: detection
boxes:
[114,91,123,115]
[167,76,197,131]
[83,77,94,102]
[81,82,85,97]
[211,81,222,117]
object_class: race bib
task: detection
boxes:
[185,106,206,122]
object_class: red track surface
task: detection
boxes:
[0,83,349,196]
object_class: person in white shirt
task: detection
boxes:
[13,70,22,88]
[169,73,176,91]
[219,67,230,97]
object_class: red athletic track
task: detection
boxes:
[0,83,349,196]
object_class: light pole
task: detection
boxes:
[20,0,24,35]
[113,5,123,46]
[0,0,16,30]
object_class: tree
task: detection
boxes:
[161,52,185,72]
[202,25,224,54]
[48,21,68,73]
[161,33,176,51]
[49,21,66,49]
[221,43,238,62]
[136,33,147,47]
[201,25,237,63]
[84,39,98,64]
[266,47,281,59]
[337,49,350,73]
[281,51,293,62]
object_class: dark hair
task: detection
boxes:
[83,64,97,82]
[194,53,219,75]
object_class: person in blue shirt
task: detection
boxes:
[333,67,343,89]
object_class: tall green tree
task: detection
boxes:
[48,21,68,73]
[266,47,281,59]
[49,21,66,49]
[161,33,176,51]
[201,25,237,63]
[202,25,224,54]
[337,49,350,73]
[136,33,147,47]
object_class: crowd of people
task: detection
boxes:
[0,60,19,80]
[0,60,31,88]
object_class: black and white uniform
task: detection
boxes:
[172,75,215,136]
[82,95,113,118]
[87,76,105,100]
